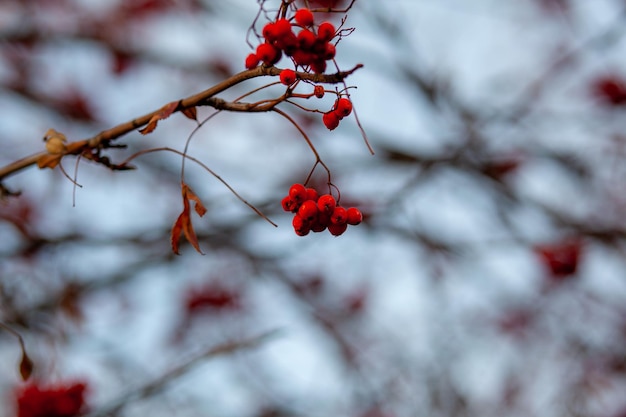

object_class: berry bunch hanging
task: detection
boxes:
[281,183,363,236]
[245,8,337,74]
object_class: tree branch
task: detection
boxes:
[0,64,363,183]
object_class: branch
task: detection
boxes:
[0,64,363,183]
[83,330,282,417]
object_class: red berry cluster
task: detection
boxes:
[16,382,87,417]
[322,96,353,130]
[281,183,362,236]
[245,8,337,74]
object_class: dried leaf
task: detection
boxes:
[37,154,63,169]
[44,128,67,154]
[171,183,206,255]
[182,106,197,121]
[139,101,180,135]
[19,349,34,381]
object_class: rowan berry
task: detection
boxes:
[292,50,314,66]
[280,68,297,85]
[245,53,259,69]
[322,42,336,60]
[314,85,325,98]
[335,97,353,118]
[295,8,315,27]
[289,183,307,203]
[262,22,279,42]
[281,195,298,212]
[346,207,363,225]
[323,111,340,130]
[328,222,348,236]
[311,213,329,232]
[317,194,336,215]
[292,215,311,236]
[274,18,293,38]
[310,59,326,74]
[317,22,336,42]
[330,206,348,225]
[297,29,317,50]
[306,187,319,202]
[298,200,319,222]
[256,43,281,65]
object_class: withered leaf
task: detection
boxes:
[37,154,63,169]
[139,101,180,135]
[182,106,197,121]
[171,183,207,255]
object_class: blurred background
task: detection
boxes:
[2,0,626,416]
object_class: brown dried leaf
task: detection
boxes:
[182,106,197,121]
[37,154,63,169]
[139,101,180,135]
[171,184,206,255]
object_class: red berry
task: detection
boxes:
[328,222,348,236]
[256,43,281,66]
[346,207,363,225]
[310,59,326,74]
[322,111,340,130]
[263,22,278,42]
[311,213,329,232]
[297,29,317,50]
[295,8,315,27]
[335,97,352,117]
[292,50,314,66]
[289,183,307,203]
[330,206,347,225]
[276,31,298,55]
[281,195,299,212]
[317,22,336,42]
[322,42,336,60]
[245,53,260,69]
[274,18,293,38]
[292,215,310,236]
[306,187,319,202]
[280,68,297,85]
[314,85,325,98]
[317,194,336,215]
[298,200,319,222]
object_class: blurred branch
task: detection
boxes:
[83,329,282,417]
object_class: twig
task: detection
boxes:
[83,329,282,417]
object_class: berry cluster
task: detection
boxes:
[281,183,362,236]
[16,381,87,417]
[322,96,353,130]
[245,8,337,74]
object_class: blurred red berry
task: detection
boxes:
[295,8,315,27]
[317,22,336,42]
[330,206,347,225]
[314,85,325,98]
[305,187,319,202]
[335,97,353,118]
[292,214,310,236]
[317,194,337,215]
[245,53,259,69]
[323,111,340,130]
[328,222,348,236]
[346,207,362,225]
[280,68,297,85]
[298,200,319,222]
[289,183,308,203]
[256,43,281,66]
[535,239,582,280]
[16,381,88,417]
[593,75,626,106]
